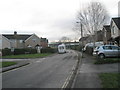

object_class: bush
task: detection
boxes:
[14,48,37,55]
[41,47,57,53]
[2,48,37,56]
[2,48,12,56]
[71,45,81,51]
[85,46,93,55]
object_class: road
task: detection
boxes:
[2,50,78,88]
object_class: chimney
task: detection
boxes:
[14,31,17,35]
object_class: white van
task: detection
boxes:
[58,44,66,54]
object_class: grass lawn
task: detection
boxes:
[2,53,53,59]
[94,58,120,64]
[0,62,17,68]
[99,73,120,88]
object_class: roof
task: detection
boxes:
[79,36,89,41]
[103,25,111,32]
[40,38,48,42]
[112,17,120,30]
[3,34,32,40]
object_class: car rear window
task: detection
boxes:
[103,46,112,50]
[111,46,119,50]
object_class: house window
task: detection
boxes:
[112,26,115,35]
[19,40,23,43]
[32,39,36,42]
[104,30,106,37]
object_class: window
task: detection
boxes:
[32,39,36,42]
[97,46,100,49]
[103,46,112,50]
[19,40,23,43]
[104,30,106,37]
[112,46,118,50]
[112,26,115,35]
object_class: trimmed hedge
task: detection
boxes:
[2,48,12,56]
[41,47,57,53]
[2,48,37,56]
[2,47,57,56]
[14,48,37,55]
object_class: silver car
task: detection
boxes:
[93,45,120,59]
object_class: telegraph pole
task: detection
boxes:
[76,22,83,58]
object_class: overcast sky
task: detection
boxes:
[0,0,119,42]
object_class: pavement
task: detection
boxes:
[72,53,119,88]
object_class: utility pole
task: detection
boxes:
[81,23,83,58]
[76,22,83,58]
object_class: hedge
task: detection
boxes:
[2,48,12,56]
[14,48,37,55]
[2,48,37,56]
[41,47,57,53]
[84,46,93,55]
[2,47,57,56]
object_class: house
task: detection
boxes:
[1,31,45,49]
[40,37,48,48]
[110,17,120,46]
[79,30,103,46]
[0,34,11,49]
[79,36,91,46]
[102,25,111,44]
[96,30,104,42]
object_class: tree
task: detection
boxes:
[75,1,110,48]
[59,36,71,43]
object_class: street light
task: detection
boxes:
[76,21,83,58]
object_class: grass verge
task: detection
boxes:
[2,53,53,59]
[99,73,120,88]
[0,62,17,68]
[94,58,120,64]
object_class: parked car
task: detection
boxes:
[93,45,120,59]
[83,42,104,52]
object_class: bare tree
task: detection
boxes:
[59,36,71,43]
[75,1,110,48]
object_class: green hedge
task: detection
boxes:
[41,47,57,53]
[2,48,57,56]
[14,48,37,55]
[2,48,37,56]
[2,48,12,56]
[70,45,80,51]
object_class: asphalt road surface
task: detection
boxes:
[2,50,78,88]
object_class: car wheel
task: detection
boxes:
[99,54,105,59]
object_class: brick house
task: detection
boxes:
[40,37,48,48]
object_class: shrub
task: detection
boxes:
[41,47,57,53]
[14,48,37,55]
[85,46,93,55]
[14,49,25,55]
[2,48,12,56]
[2,48,37,56]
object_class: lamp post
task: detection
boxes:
[76,21,83,58]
